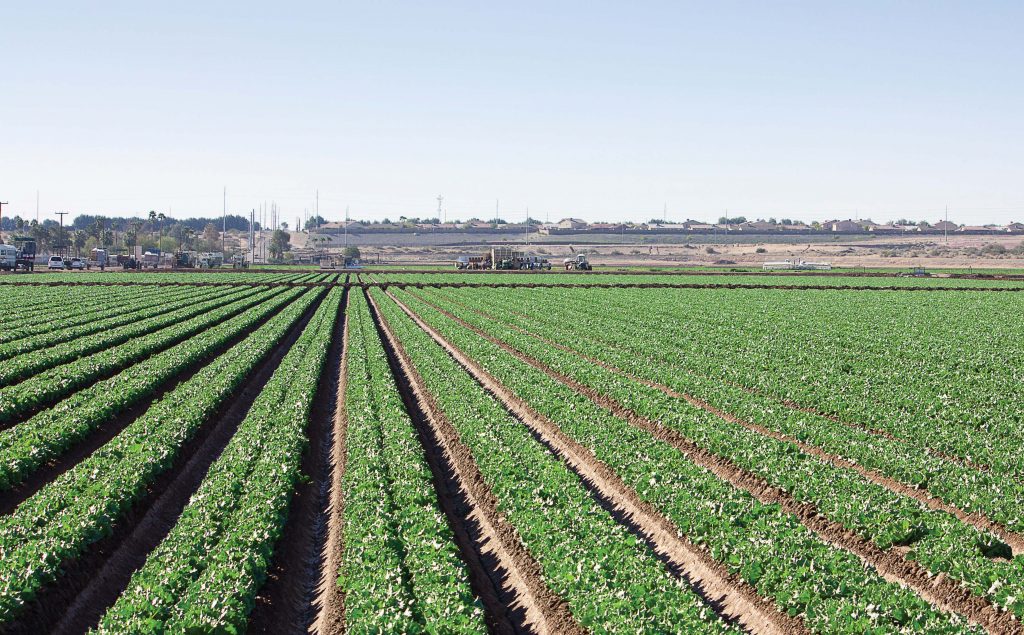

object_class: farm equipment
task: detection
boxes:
[457,248,550,270]
[522,255,551,270]
[563,254,592,270]
[175,251,197,268]
[10,236,37,272]
[491,247,524,270]
[762,259,832,272]
[87,248,108,270]
[898,267,931,277]
[195,252,224,268]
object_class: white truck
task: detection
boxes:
[87,248,109,270]
[196,252,224,268]
[142,251,162,269]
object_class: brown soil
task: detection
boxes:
[366,290,584,635]
[385,290,807,635]
[308,292,351,635]
[393,290,1020,634]
[248,288,349,634]
[0,292,325,635]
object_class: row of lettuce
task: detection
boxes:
[97,287,342,632]
[416,283,1024,616]
[370,271,1024,288]
[388,287,982,633]
[0,287,324,622]
[0,271,338,285]
[0,286,295,490]
[1,278,1010,631]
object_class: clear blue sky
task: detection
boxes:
[2,1,1022,225]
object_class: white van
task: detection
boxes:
[0,245,18,271]
[47,256,66,270]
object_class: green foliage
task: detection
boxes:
[0,288,322,623]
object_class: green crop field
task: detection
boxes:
[0,268,1020,633]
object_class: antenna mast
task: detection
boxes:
[54,211,69,258]
[0,201,8,244]
[945,205,949,244]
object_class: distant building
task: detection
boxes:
[647,223,689,232]
[868,224,901,233]
[557,218,588,230]
[827,220,864,232]
[932,220,959,232]
[737,221,777,232]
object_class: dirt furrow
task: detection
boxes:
[366,290,583,635]
[249,288,349,634]
[395,290,1020,634]
[308,292,351,635]
[2,292,327,635]
[386,290,807,635]
[418,289,1018,544]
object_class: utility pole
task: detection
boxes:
[525,206,529,248]
[437,195,444,224]
[55,211,69,258]
[0,201,8,244]
[663,202,667,223]
[222,187,227,256]
[36,191,40,224]
[250,209,255,264]
[945,205,949,244]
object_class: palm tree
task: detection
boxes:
[158,213,166,237]
[73,230,87,257]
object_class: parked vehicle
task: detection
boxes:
[47,256,67,270]
[142,251,162,269]
[563,254,592,270]
[69,257,86,270]
[174,251,197,268]
[11,236,37,271]
[0,244,18,271]
[195,252,224,268]
[87,248,108,270]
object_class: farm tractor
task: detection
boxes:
[563,254,592,271]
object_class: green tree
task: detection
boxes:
[342,245,361,261]
[201,223,220,251]
[268,230,291,260]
